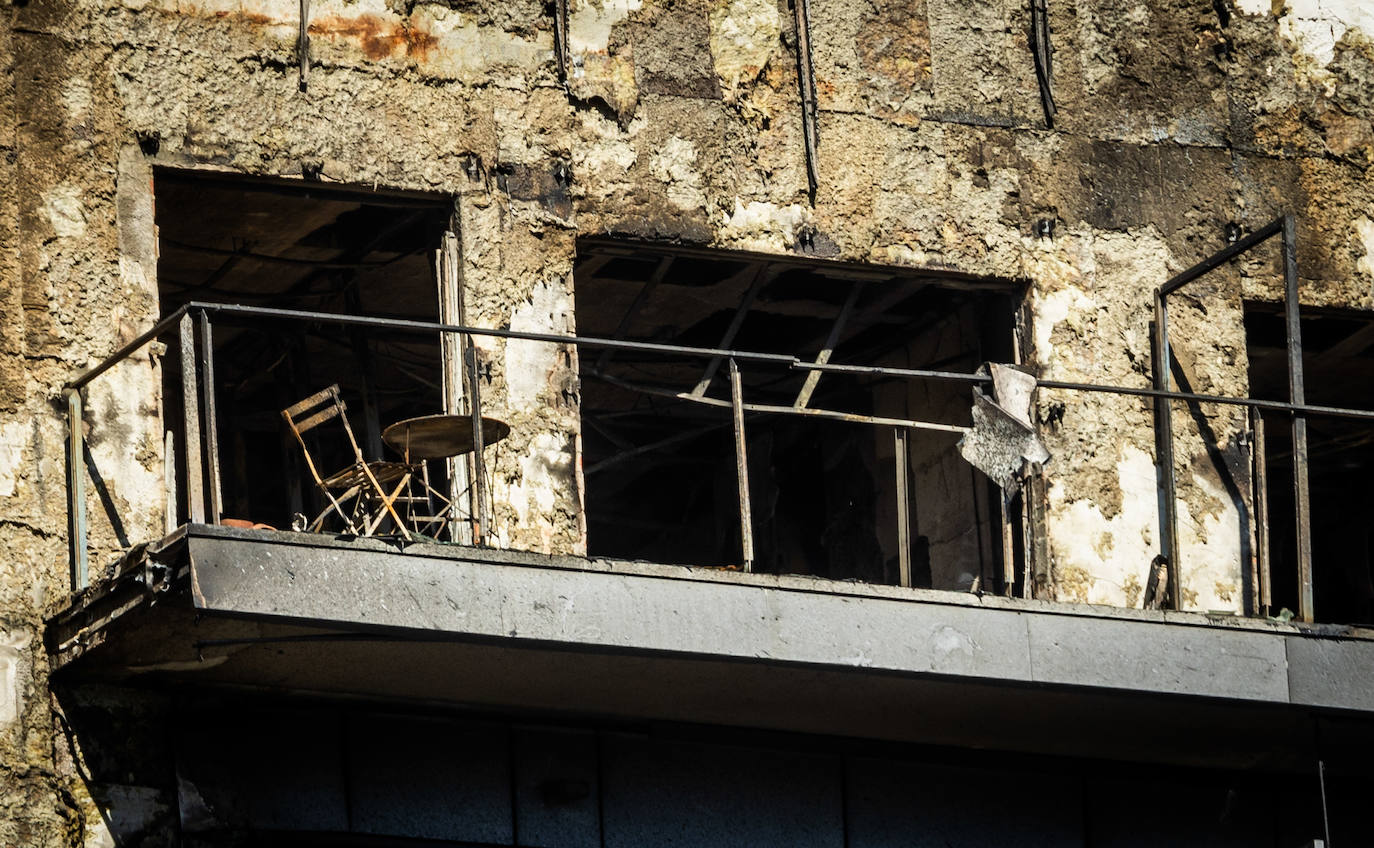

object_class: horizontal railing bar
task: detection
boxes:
[797,361,1374,422]
[1037,380,1374,422]
[66,304,192,390]
[186,301,798,366]
[69,300,1374,424]
[1158,217,1284,297]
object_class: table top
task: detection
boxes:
[383,414,511,460]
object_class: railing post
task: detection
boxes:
[729,359,754,572]
[197,311,222,525]
[1153,288,1181,609]
[1251,408,1271,617]
[465,344,488,546]
[894,428,911,588]
[66,389,88,590]
[179,313,205,525]
[1283,214,1314,622]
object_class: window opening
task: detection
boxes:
[154,170,453,533]
[1245,304,1374,625]
[575,239,1020,590]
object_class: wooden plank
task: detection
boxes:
[793,282,863,409]
[729,359,755,572]
[67,390,88,589]
[894,428,911,588]
[690,265,768,398]
[179,314,205,525]
[198,312,223,525]
[437,231,473,544]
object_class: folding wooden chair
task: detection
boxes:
[282,385,414,540]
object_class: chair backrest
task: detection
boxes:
[281,385,365,484]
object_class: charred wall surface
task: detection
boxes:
[2,0,1374,844]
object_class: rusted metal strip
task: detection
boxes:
[793,282,863,409]
[792,0,820,197]
[1152,290,1180,608]
[197,311,223,525]
[553,0,570,83]
[894,428,911,588]
[1283,214,1314,622]
[179,314,206,525]
[66,390,88,589]
[1030,0,1056,128]
[298,0,311,91]
[1159,218,1283,297]
[66,304,189,390]
[729,359,754,572]
[1252,408,1271,617]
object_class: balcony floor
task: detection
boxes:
[47,524,1374,772]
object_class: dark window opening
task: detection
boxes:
[155,170,453,532]
[576,239,1021,590]
[1245,303,1374,625]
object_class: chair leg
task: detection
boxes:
[317,483,362,535]
[363,471,414,539]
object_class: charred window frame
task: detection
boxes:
[574,239,1026,593]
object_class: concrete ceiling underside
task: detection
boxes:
[48,525,1374,776]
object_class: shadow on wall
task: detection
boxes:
[50,686,1366,847]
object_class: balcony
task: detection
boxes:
[44,174,1374,776]
[46,291,1374,774]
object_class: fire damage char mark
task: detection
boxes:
[308,14,439,63]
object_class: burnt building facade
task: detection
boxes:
[4,0,1374,844]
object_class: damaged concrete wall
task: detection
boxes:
[3,0,1374,842]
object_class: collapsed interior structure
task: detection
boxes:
[4,0,1374,844]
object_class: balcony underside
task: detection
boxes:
[48,525,1374,772]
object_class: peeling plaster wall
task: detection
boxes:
[3,0,1374,842]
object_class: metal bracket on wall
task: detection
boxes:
[792,0,820,198]
[1030,0,1055,129]
[1152,215,1312,620]
[299,0,311,91]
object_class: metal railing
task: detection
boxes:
[63,222,1374,621]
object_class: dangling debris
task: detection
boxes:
[958,363,1050,494]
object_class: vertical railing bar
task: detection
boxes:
[179,313,206,525]
[66,389,88,590]
[1252,408,1271,617]
[1283,214,1314,622]
[197,311,223,525]
[1153,289,1180,608]
[894,428,911,588]
[466,344,488,546]
[729,359,755,572]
